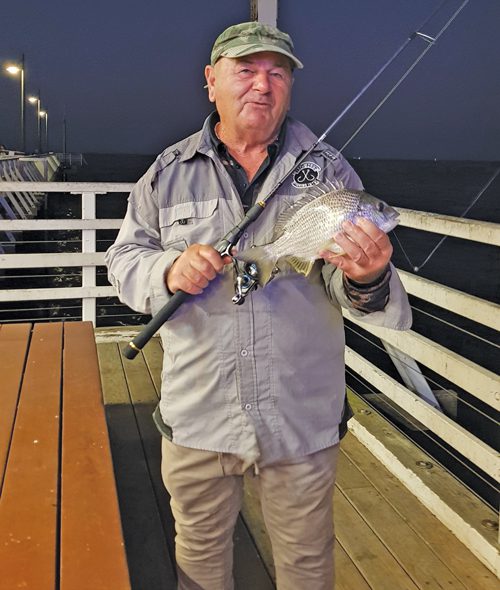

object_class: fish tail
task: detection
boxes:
[237,246,277,286]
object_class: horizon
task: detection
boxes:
[1,0,499,160]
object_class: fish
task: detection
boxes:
[236,181,399,286]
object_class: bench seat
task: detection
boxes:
[0,322,130,590]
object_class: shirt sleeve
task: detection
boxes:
[342,265,391,313]
[105,171,186,316]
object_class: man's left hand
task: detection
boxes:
[318,217,393,284]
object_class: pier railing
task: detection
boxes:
[0,181,498,575]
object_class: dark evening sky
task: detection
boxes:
[1,0,499,160]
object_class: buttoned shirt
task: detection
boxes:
[105,115,411,466]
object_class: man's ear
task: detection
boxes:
[204,65,216,103]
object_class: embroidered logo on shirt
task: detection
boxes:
[292,161,321,188]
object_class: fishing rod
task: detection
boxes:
[123,0,469,360]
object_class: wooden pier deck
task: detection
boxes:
[1,322,497,589]
[97,332,497,590]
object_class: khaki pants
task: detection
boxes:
[161,438,340,590]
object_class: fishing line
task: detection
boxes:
[394,166,500,272]
[123,0,470,358]
[337,0,470,154]
[344,321,498,426]
[411,303,500,349]
[345,367,499,500]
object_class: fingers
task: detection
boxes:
[319,218,393,283]
[166,244,231,294]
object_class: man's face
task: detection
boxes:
[205,51,293,135]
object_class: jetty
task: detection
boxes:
[0,179,498,589]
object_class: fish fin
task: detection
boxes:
[312,177,344,195]
[285,256,316,277]
[319,237,345,255]
[237,246,278,286]
[273,193,324,238]
[273,179,350,238]
[326,243,345,255]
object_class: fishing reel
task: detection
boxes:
[231,259,260,305]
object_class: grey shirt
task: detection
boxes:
[105,115,412,466]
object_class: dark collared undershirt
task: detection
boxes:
[208,112,285,211]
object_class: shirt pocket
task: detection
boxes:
[159,198,220,247]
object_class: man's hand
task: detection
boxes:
[318,218,393,284]
[166,244,232,295]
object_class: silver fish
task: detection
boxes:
[237,181,399,286]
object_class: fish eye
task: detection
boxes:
[377,201,385,212]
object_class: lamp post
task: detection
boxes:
[39,110,48,152]
[28,92,42,153]
[5,54,26,153]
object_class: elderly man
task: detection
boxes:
[106,21,411,590]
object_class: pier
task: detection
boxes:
[0,180,498,588]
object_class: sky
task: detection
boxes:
[1,0,499,160]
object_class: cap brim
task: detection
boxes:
[220,44,304,69]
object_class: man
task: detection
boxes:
[106,21,411,590]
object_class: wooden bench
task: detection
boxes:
[0,322,131,590]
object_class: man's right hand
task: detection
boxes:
[166,244,232,295]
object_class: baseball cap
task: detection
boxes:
[210,22,304,69]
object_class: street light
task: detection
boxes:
[39,110,48,152]
[28,92,42,153]
[4,54,26,153]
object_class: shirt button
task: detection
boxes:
[240,349,248,357]
[244,403,252,411]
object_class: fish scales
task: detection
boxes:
[237,185,399,286]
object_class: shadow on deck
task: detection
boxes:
[97,334,497,590]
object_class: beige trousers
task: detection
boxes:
[161,438,340,590]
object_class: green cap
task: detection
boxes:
[210,22,304,69]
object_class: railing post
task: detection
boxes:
[81,192,96,324]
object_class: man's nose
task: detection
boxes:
[253,72,271,92]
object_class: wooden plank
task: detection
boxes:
[122,349,160,405]
[98,341,130,405]
[0,286,116,302]
[346,320,499,413]
[345,346,499,476]
[335,542,372,590]
[97,342,177,589]
[233,516,275,590]
[397,207,500,246]
[0,252,105,269]
[336,450,468,589]
[398,269,500,331]
[60,322,131,589]
[335,490,420,590]
[0,181,135,192]
[0,323,31,488]
[347,391,498,576]
[342,432,500,590]
[0,218,122,230]
[0,322,62,590]
[141,337,163,397]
